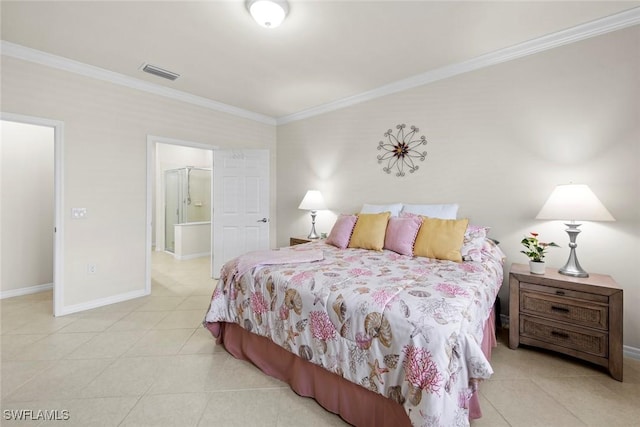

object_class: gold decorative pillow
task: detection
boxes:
[413,217,469,262]
[348,212,391,251]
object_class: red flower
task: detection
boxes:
[521,232,560,262]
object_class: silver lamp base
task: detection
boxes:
[558,222,589,278]
[307,210,320,239]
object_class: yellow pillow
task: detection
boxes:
[414,217,469,262]
[348,212,391,251]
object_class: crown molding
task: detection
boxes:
[2,7,638,127]
[277,7,640,125]
[0,40,276,126]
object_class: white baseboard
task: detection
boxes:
[56,288,149,316]
[624,345,640,360]
[173,252,210,261]
[0,282,53,299]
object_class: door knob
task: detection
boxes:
[257,218,269,223]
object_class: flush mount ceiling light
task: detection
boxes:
[246,0,289,28]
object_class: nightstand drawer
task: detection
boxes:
[521,291,608,330]
[521,282,608,304]
[520,315,608,357]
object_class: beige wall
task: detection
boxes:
[0,121,54,294]
[1,56,276,311]
[276,27,640,350]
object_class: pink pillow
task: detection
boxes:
[326,214,358,249]
[384,215,423,256]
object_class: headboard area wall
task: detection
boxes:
[275,26,640,352]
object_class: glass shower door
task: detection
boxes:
[164,167,211,253]
[185,168,211,223]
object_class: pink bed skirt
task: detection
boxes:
[205,309,496,426]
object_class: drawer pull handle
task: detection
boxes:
[555,290,565,296]
[551,330,570,339]
[551,306,570,313]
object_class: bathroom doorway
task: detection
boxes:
[145,136,215,294]
[145,136,271,292]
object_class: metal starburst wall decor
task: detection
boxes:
[377,124,428,177]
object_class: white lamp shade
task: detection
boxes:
[247,0,288,28]
[536,184,615,222]
[298,190,326,211]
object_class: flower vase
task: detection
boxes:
[529,261,546,275]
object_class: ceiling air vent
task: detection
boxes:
[141,63,180,81]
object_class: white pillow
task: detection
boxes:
[401,203,459,219]
[360,203,403,217]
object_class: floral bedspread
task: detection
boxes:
[204,240,505,427]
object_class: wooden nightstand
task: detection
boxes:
[509,263,623,381]
[290,237,312,246]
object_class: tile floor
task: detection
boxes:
[2,252,639,426]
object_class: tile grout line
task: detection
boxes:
[477,389,514,427]
[528,377,591,427]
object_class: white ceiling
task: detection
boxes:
[2,1,639,120]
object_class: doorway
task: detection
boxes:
[0,113,64,316]
[146,136,215,294]
[145,137,271,290]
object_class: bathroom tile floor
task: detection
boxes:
[2,252,639,426]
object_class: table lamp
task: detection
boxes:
[298,190,326,239]
[536,184,615,278]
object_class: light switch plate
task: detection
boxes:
[72,208,87,219]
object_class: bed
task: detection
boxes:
[203,216,505,426]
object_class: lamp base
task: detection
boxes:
[307,210,320,239]
[558,222,589,278]
[559,264,589,278]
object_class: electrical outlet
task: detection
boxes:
[87,264,97,274]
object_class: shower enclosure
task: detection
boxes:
[164,167,211,253]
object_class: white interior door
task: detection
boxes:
[212,149,269,278]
